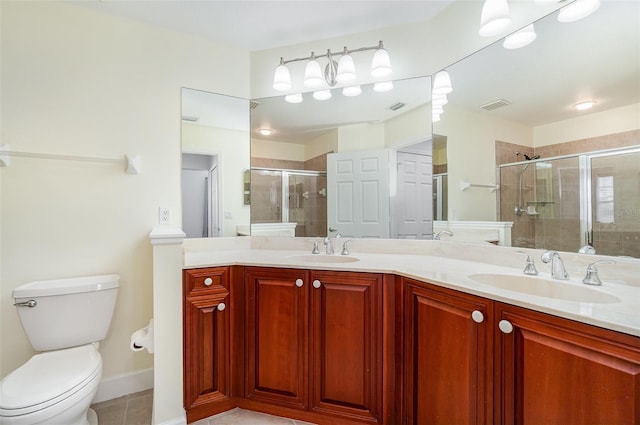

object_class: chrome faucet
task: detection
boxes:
[583,260,616,286]
[540,250,569,280]
[434,230,453,240]
[341,240,352,255]
[323,237,335,255]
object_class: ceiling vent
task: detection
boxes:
[250,101,260,109]
[481,99,511,110]
[388,102,406,111]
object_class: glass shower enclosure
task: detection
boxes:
[498,147,640,257]
[250,168,327,237]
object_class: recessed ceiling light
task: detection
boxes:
[574,100,596,111]
[284,93,303,104]
[258,128,273,136]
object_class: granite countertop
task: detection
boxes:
[183,237,640,338]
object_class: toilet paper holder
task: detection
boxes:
[130,318,154,353]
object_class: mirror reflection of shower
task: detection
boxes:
[182,153,219,238]
[514,152,540,216]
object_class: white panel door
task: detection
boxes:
[393,152,433,239]
[327,150,390,238]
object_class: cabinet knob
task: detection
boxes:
[312,279,321,289]
[204,277,213,286]
[217,302,226,312]
[498,319,514,334]
[295,278,304,287]
[471,310,485,323]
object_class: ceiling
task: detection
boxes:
[77,0,640,141]
[75,0,453,51]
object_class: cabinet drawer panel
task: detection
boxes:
[184,267,229,297]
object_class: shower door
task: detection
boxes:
[587,149,640,257]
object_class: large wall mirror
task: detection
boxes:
[436,1,640,257]
[249,76,433,239]
[181,88,250,238]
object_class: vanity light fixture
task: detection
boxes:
[503,24,537,49]
[433,70,453,95]
[258,128,273,136]
[557,0,600,22]
[373,81,394,93]
[272,41,392,92]
[479,0,512,37]
[342,85,362,97]
[284,93,303,104]
[432,93,448,107]
[574,100,596,111]
[313,90,332,101]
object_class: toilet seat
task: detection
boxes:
[0,344,102,418]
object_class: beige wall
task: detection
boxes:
[0,0,249,392]
[434,104,533,221]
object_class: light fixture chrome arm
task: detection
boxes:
[279,41,385,65]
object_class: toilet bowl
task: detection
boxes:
[0,274,119,425]
[0,344,102,425]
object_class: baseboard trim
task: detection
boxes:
[155,417,187,425]
[93,367,154,403]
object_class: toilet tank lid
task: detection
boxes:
[13,274,120,298]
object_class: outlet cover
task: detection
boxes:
[159,207,172,225]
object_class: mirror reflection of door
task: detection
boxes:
[182,153,219,238]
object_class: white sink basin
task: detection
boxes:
[469,273,620,304]
[288,254,360,264]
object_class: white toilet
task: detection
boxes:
[0,274,119,425]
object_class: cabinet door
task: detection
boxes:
[496,303,640,425]
[183,267,231,423]
[245,267,309,410]
[403,279,493,425]
[310,270,382,422]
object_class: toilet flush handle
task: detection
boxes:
[14,299,37,308]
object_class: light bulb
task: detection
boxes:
[259,128,273,136]
[336,52,356,84]
[557,0,600,22]
[433,71,453,95]
[371,42,392,78]
[503,24,537,49]
[373,81,394,93]
[284,93,303,104]
[313,90,332,101]
[272,59,291,92]
[342,86,362,97]
[304,54,324,89]
[479,0,512,37]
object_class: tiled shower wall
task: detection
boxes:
[250,153,329,237]
[496,129,639,254]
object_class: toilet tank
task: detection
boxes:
[13,274,119,351]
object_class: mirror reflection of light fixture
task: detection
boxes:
[258,128,273,136]
[503,24,537,49]
[373,81,394,93]
[284,93,303,104]
[432,93,448,106]
[557,0,600,22]
[273,41,392,96]
[342,86,362,97]
[313,90,332,101]
[433,70,453,95]
[479,0,512,37]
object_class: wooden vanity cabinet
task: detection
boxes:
[403,277,640,425]
[403,278,494,425]
[495,302,640,425]
[244,267,385,424]
[183,266,237,423]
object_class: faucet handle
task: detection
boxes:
[341,240,352,255]
[583,260,616,286]
[517,251,538,275]
[312,241,320,254]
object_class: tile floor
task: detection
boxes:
[91,391,316,425]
